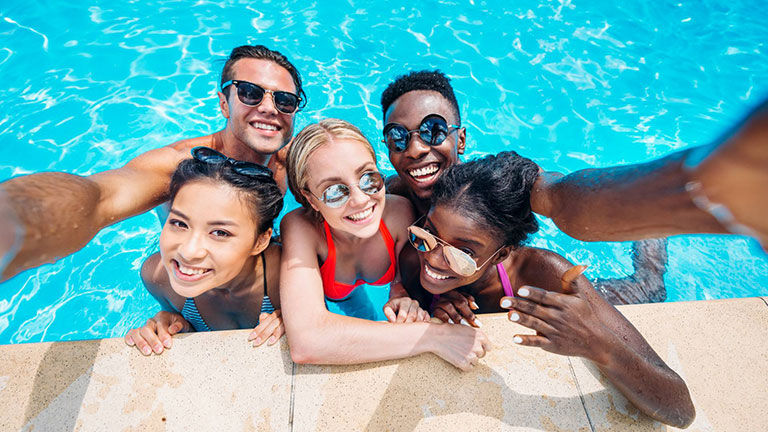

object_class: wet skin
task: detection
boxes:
[383,90,466,214]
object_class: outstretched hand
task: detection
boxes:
[125,311,191,355]
[248,309,285,347]
[499,265,613,361]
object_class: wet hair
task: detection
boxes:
[380,70,460,124]
[169,158,283,234]
[286,119,376,221]
[220,45,307,110]
[431,151,539,248]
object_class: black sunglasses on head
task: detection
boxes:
[191,146,273,178]
[382,114,460,152]
[221,79,303,114]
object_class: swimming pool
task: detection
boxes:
[1,0,766,344]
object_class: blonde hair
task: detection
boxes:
[286,119,377,219]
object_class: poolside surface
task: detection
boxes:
[0,297,766,431]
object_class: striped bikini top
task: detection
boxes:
[180,252,275,332]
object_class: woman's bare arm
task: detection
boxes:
[505,250,695,427]
[279,211,489,370]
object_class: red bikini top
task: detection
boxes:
[319,220,396,300]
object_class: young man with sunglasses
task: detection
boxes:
[379,70,669,315]
[0,45,305,282]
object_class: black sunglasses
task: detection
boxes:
[382,114,460,152]
[191,146,273,178]
[221,79,303,114]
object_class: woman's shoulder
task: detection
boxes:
[281,208,322,234]
[280,208,325,255]
[382,194,416,230]
[516,247,578,293]
[140,252,181,307]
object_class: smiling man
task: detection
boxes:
[0,45,305,281]
[380,70,668,306]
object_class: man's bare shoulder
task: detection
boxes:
[385,174,409,197]
[382,194,415,232]
[120,134,216,175]
[167,133,218,152]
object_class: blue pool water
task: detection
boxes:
[1,0,766,344]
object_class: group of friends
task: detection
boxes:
[2,44,768,428]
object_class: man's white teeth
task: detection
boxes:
[178,262,208,276]
[252,122,278,131]
[409,164,439,179]
[425,264,450,280]
[347,207,373,221]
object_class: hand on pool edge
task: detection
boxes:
[432,290,481,328]
[383,296,430,323]
[249,309,285,347]
[125,311,191,356]
[499,265,614,360]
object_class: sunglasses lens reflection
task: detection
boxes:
[443,248,476,276]
[420,117,449,146]
[238,83,265,105]
[318,172,383,208]
[235,82,300,114]
[322,184,349,207]
[385,116,451,152]
[273,92,300,113]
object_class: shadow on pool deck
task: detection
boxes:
[22,339,101,430]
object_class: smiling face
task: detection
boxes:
[218,58,297,157]
[302,138,385,239]
[159,180,266,298]
[384,90,466,201]
[416,204,506,294]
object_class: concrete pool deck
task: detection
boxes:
[0,297,766,431]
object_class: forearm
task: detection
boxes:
[591,336,695,428]
[286,309,436,365]
[1,173,105,280]
[532,150,725,242]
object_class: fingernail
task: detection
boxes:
[509,313,520,322]
[470,301,479,310]
[513,336,523,344]
[500,298,512,308]
[154,344,163,353]
[142,346,151,355]
[447,318,454,324]
[518,287,530,297]
[474,318,482,327]
[460,318,470,326]
[253,337,262,345]
[267,336,276,345]
[163,339,172,348]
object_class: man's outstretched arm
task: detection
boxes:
[0,145,187,281]
[531,99,768,250]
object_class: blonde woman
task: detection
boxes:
[280,119,489,370]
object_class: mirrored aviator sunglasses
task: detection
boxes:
[407,224,479,276]
[221,79,302,114]
[308,171,384,208]
[382,114,460,152]
[191,146,273,178]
